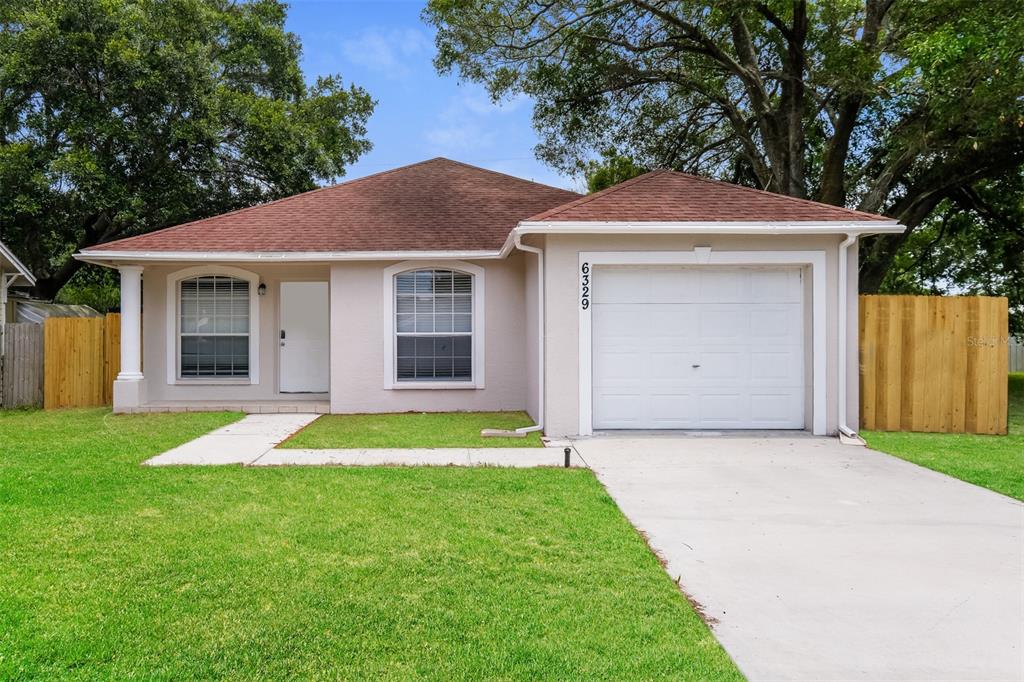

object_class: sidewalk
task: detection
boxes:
[143,413,319,465]
[251,447,583,467]
[143,413,584,467]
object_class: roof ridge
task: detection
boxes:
[665,170,888,220]
[90,158,579,251]
[439,157,581,195]
[526,169,669,221]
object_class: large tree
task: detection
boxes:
[1,0,373,298]
[426,0,1024,291]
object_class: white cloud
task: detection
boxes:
[340,27,433,79]
[423,87,532,155]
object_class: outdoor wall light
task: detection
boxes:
[257,283,267,296]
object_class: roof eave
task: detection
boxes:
[0,241,36,286]
[74,248,506,267]
[514,219,905,235]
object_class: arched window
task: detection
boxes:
[394,269,473,382]
[178,275,250,378]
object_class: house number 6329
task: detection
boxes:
[580,262,590,310]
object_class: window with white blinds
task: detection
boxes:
[395,269,473,382]
[179,276,250,378]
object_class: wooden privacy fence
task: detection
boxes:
[860,295,1008,434]
[1011,337,1024,373]
[1,323,44,407]
[43,314,120,409]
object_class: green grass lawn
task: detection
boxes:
[281,411,545,449]
[0,409,739,680]
[864,373,1024,501]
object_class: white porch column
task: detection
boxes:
[113,265,146,412]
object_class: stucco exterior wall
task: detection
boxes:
[537,233,860,437]
[141,262,330,403]
[328,254,530,414]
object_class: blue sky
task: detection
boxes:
[286,0,580,190]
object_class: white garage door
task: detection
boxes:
[592,266,805,430]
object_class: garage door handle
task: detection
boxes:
[692,364,701,368]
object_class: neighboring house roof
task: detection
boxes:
[12,299,101,325]
[88,158,580,254]
[0,240,35,286]
[525,169,893,223]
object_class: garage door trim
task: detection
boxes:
[578,250,827,436]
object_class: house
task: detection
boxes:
[76,158,905,437]
[1,240,36,349]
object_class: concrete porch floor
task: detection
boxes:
[124,400,331,414]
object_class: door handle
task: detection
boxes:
[692,364,701,368]
[280,329,286,346]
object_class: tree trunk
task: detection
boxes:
[31,257,84,300]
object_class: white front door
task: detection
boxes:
[592,265,805,429]
[279,281,329,393]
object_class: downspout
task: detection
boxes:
[511,232,545,435]
[512,231,544,432]
[837,233,865,445]
[481,231,544,437]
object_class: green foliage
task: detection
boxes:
[584,150,647,193]
[0,408,740,679]
[0,0,374,297]
[426,0,1024,290]
[864,374,1024,501]
[53,264,120,312]
[281,411,544,448]
[880,172,1024,335]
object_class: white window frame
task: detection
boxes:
[578,250,827,436]
[382,260,485,390]
[165,265,260,385]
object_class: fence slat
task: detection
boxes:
[860,295,1008,434]
[1,323,44,407]
[1010,337,1024,372]
[42,315,120,409]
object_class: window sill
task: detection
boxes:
[387,381,483,390]
[173,378,253,386]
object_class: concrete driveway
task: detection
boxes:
[576,435,1024,681]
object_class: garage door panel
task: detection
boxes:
[750,306,802,340]
[593,306,650,336]
[649,307,699,336]
[700,393,746,426]
[649,352,697,379]
[750,350,803,380]
[650,394,698,426]
[749,269,803,302]
[749,391,805,427]
[648,269,700,302]
[699,270,745,301]
[695,351,746,381]
[594,351,646,381]
[700,309,750,341]
[592,392,643,428]
[592,265,805,430]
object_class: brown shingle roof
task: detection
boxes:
[94,158,580,253]
[525,169,892,223]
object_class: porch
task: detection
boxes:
[123,399,331,414]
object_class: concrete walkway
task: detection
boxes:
[251,447,581,467]
[144,414,581,467]
[144,413,319,465]
[576,436,1024,681]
